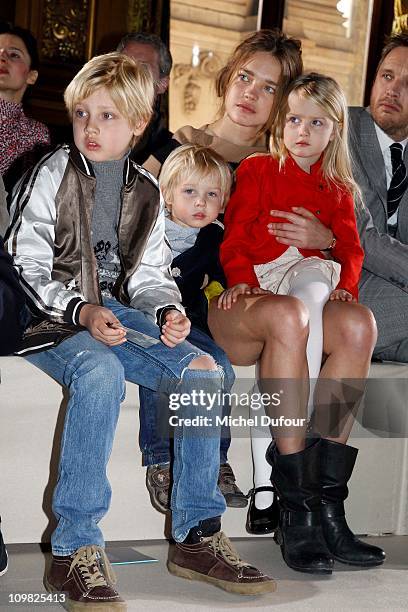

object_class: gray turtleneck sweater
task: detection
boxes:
[91,156,127,296]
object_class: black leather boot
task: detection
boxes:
[246,486,279,535]
[266,440,333,574]
[320,439,385,567]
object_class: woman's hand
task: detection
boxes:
[329,289,355,302]
[267,207,333,250]
[79,304,127,346]
[217,284,253,310]
[161,309,191,347]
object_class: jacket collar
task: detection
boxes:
[68,142,136,185]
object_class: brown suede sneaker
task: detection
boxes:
[167,531,276,595]
[146,463,171,514]
[218,463,248,508]
[147,463,248,514]
[45,545,126,610]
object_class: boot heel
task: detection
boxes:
[274,528,283,545]
[320,439,385,567]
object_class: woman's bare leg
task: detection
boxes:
[208,293,309,454]
[314,301,377,444]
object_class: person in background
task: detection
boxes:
[0,174,25,356]
[0,174,27,577]
[349,33,408,362]
[0,22,50,192]
[117,31,173,165]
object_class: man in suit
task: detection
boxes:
[0,174,26,355]
[349,33,408,362]
[0,174,27,576]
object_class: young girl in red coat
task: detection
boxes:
[219,73,384,572]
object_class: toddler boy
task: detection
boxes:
[140,144,247,511]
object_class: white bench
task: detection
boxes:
[1,357,407,544]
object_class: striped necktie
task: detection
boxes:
[387,143,407,218]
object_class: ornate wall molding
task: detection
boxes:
[41,0,91,62]
[173,51,222,114]
[393,0,408,33]
[127,0,167,36]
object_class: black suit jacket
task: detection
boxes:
[0,236,26,355]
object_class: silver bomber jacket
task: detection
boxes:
[6,144,183,353]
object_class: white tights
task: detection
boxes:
[250,269,332,509]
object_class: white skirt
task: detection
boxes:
[254,246,341,295]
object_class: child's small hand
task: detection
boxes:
[79,304,127,346]
[161,309,191,347]
[217,283,252,310]
[329,289,355,302]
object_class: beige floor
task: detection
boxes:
[0,536,407,611]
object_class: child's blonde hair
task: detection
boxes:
[64,52,154,145]
[270,72,358,196]
[159,144,233,207]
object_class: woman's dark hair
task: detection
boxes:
[215,29,303,135]
[0,22,40,70]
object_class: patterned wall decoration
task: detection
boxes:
[127,0,167,38]
[173,51,222,114]
[41,0,93,62]
[393,0,408,33]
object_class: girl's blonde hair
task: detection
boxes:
[215,29,303,136]
[270,73,359,196]
[64,52,154,145]
[159,144,233,207]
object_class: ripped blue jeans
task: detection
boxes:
[138,324,235,467]
[26,298,226,554]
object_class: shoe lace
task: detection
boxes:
[68,545,116,589]
[209,532,250,569]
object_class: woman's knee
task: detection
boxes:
[333,303,377,351]
[259,295,309,340]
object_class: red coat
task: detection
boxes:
[221,155,364,298]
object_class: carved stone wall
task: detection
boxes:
[284,0,372,106]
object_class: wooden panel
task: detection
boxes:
[363,0,394,106]
[9,0,168,140]
[260,0,284,29]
